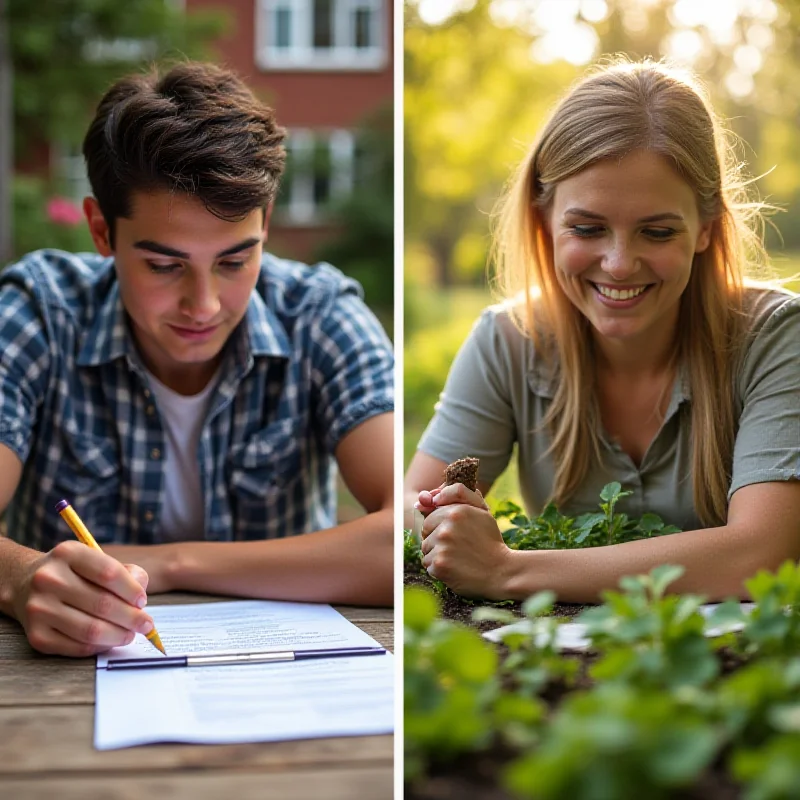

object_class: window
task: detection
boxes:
[53,144,92,204]
[275,129,355,224]
[257,0,386,71]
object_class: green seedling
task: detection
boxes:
[473,590,578,697]
[576,564,719,690]
[504,683,722,800]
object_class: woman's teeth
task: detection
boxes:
[596,284,648,300]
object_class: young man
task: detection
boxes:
[0,62,394,657]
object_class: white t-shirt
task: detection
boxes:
[145,368,221,541]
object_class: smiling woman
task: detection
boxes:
[405,57,800,603]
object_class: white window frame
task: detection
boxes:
[52,143,93,204]
[276,128,355,225]
[256,0,387,72]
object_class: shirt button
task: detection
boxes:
[144,510,154,522]
[143,389,151,398]
[150,448,161,460]
[146,405,155,416]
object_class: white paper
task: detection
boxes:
[94,600,394,750]
[482,601,756,649]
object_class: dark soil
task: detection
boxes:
[404,567,744,800]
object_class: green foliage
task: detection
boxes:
[716,659,800,747]
[405,554,800,793]
[732,733,800,800]
[474,591,578,698]
[495,482,681,551]
[9,0,228,151]
[12,176,94,258]
[404,587,506,780]
[577,565,719,691]
[739,561,800,658]
[504,684,720,800]
[403,528,423,572]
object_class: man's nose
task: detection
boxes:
[183,276,221,322]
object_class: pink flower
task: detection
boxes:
[46,197,83,227]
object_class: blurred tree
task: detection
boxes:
[405,0,577,288]
[2,0,228,261]
[314,102,394,319]
[0,0,11,261]
[405,0,800,293]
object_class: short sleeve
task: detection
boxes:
[417,308,517,484]
[729,293,800,498]
[310,289,394,452]
[0,273,51,464]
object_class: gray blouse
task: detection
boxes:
[418,288,800,531]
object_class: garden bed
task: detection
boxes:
[404,558,800,800]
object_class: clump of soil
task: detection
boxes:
[444,457,480,492]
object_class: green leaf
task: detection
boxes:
[638,513,668,534]
[600,482,623,503]
[471,607,518,625]
[521,590,556,619]
[432,628,498,682]
[404,587,439,633]
[650,564,686,598]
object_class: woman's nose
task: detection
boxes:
[601,241,639,280]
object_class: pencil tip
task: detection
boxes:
[147,629,167,655]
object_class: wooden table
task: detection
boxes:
[0,593,394,799]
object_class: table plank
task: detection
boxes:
[0,766,392,799]
[0,592,394,796]
[0,621,393,705]
[0,706,392,774]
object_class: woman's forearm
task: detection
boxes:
[503,521,786,603]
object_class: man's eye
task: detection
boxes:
[570,225,604,237]
[219,260,245,270]
[147,261,181,274]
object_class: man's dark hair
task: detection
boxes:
[83,61,286,248]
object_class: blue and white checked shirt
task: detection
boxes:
[0,249,394,549]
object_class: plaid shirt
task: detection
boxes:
[0,249,394,549]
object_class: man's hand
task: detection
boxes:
[419,482,514,600]
[12,541,155,657]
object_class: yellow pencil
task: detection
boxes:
[54,499,166,655]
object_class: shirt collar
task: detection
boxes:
[526,338,692,410]
[77,267,292,368]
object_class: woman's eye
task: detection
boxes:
[643,228,677,240]
[570,225,604,237]
[147,261,181,274]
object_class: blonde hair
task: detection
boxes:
[491,57,769,527]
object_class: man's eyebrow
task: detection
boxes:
[563,208,685,223]
[132,237,262,259]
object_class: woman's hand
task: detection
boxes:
[415,481,489,516]
[419,482,515,600]
[12,541,155,657]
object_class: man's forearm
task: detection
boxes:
[504,522,780,603]
[106,508,394,606]
[0,538,41,620]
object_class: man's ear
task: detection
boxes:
[83,197,113,256]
